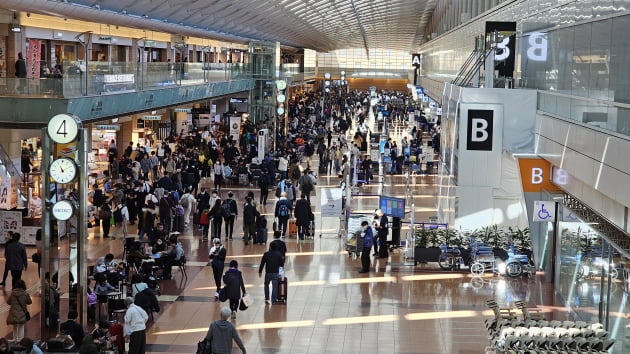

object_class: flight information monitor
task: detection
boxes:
[379,196,406,218]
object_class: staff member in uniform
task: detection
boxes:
[359,221,373,273]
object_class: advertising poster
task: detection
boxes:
[0,210,23,244]
[21,226,40,246]
[229,116,241,139]
[0,176,18,210]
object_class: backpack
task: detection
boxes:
[300,175,313,192]
[93,190,105,207]
[285,185,295,201]
[291,168,301,180]
[175,205,184,216]
[179,195,190,208]
[258,174,269,188]
[222,199,232,218]
[113,207,123,223]
[275,181,285,198]
[278,200,289,217]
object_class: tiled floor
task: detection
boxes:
[0,119,575,353]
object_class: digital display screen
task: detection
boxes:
[379,196,406,218]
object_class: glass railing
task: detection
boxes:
[538,91,630,137]
[0,61,251,98]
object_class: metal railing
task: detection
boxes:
[0,61,249,98]
[0,144,22,181]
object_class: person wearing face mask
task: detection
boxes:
[359,221,373,273]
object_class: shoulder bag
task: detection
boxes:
[18,296,31,321]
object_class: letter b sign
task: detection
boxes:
[467,109,493,151]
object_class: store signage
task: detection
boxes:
[99,36,112,41]
[142,115,162,121]
[96,124,120,131]
[411,53,421,67]
[103,74,134,83]
[466,109,493,151]
[517,158,562,193]
[174,108,192,113]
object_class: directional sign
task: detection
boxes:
[533,200,556,222]
[320,188,343,217]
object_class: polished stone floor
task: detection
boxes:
[0,119,580,354]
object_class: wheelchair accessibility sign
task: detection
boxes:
[533,200,556,222]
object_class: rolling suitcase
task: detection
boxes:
[256,228,268,244]
[277,277,288,303]
[239,173,249,186]
[288,219,298,237]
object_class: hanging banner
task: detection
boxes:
[28,39,41,79]
[229,116,241,139]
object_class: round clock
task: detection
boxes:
[49,157,78,184]
[275,79,287,90]
[52,199,74,221]
[277,107,285,115]
[48,113,81,144]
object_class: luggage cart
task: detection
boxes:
[346,231,363,259]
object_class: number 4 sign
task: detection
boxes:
[48,113,81,144]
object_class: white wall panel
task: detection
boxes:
[597,165,630,207]
[536,113,630,231]
[605,138,630,175]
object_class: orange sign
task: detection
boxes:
[517,158,562,193]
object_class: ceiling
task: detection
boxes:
[4,0,438,53]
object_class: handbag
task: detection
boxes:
[18,297,30,321]
[196,339,210,354]
[218,287,228,302]
[239,298,248,311]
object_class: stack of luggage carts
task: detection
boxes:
[485,299,615,353]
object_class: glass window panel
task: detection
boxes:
[588,20,612,100]
[572,24,591,97]
[610,15,630,104]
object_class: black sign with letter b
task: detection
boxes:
[467,109,493,151]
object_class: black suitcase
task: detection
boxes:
[277,277,288,303]
[173,214,185,233]
[318,163,327,174]
[256,228,268,244]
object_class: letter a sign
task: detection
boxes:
[467,109,493,151]
[411,54,421,67]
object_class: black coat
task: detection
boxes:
[134,288,160,313]
[294,199,311,226]
[222,269,245,299]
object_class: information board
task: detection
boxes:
[320,188,343,217]
[379,196,406,218]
